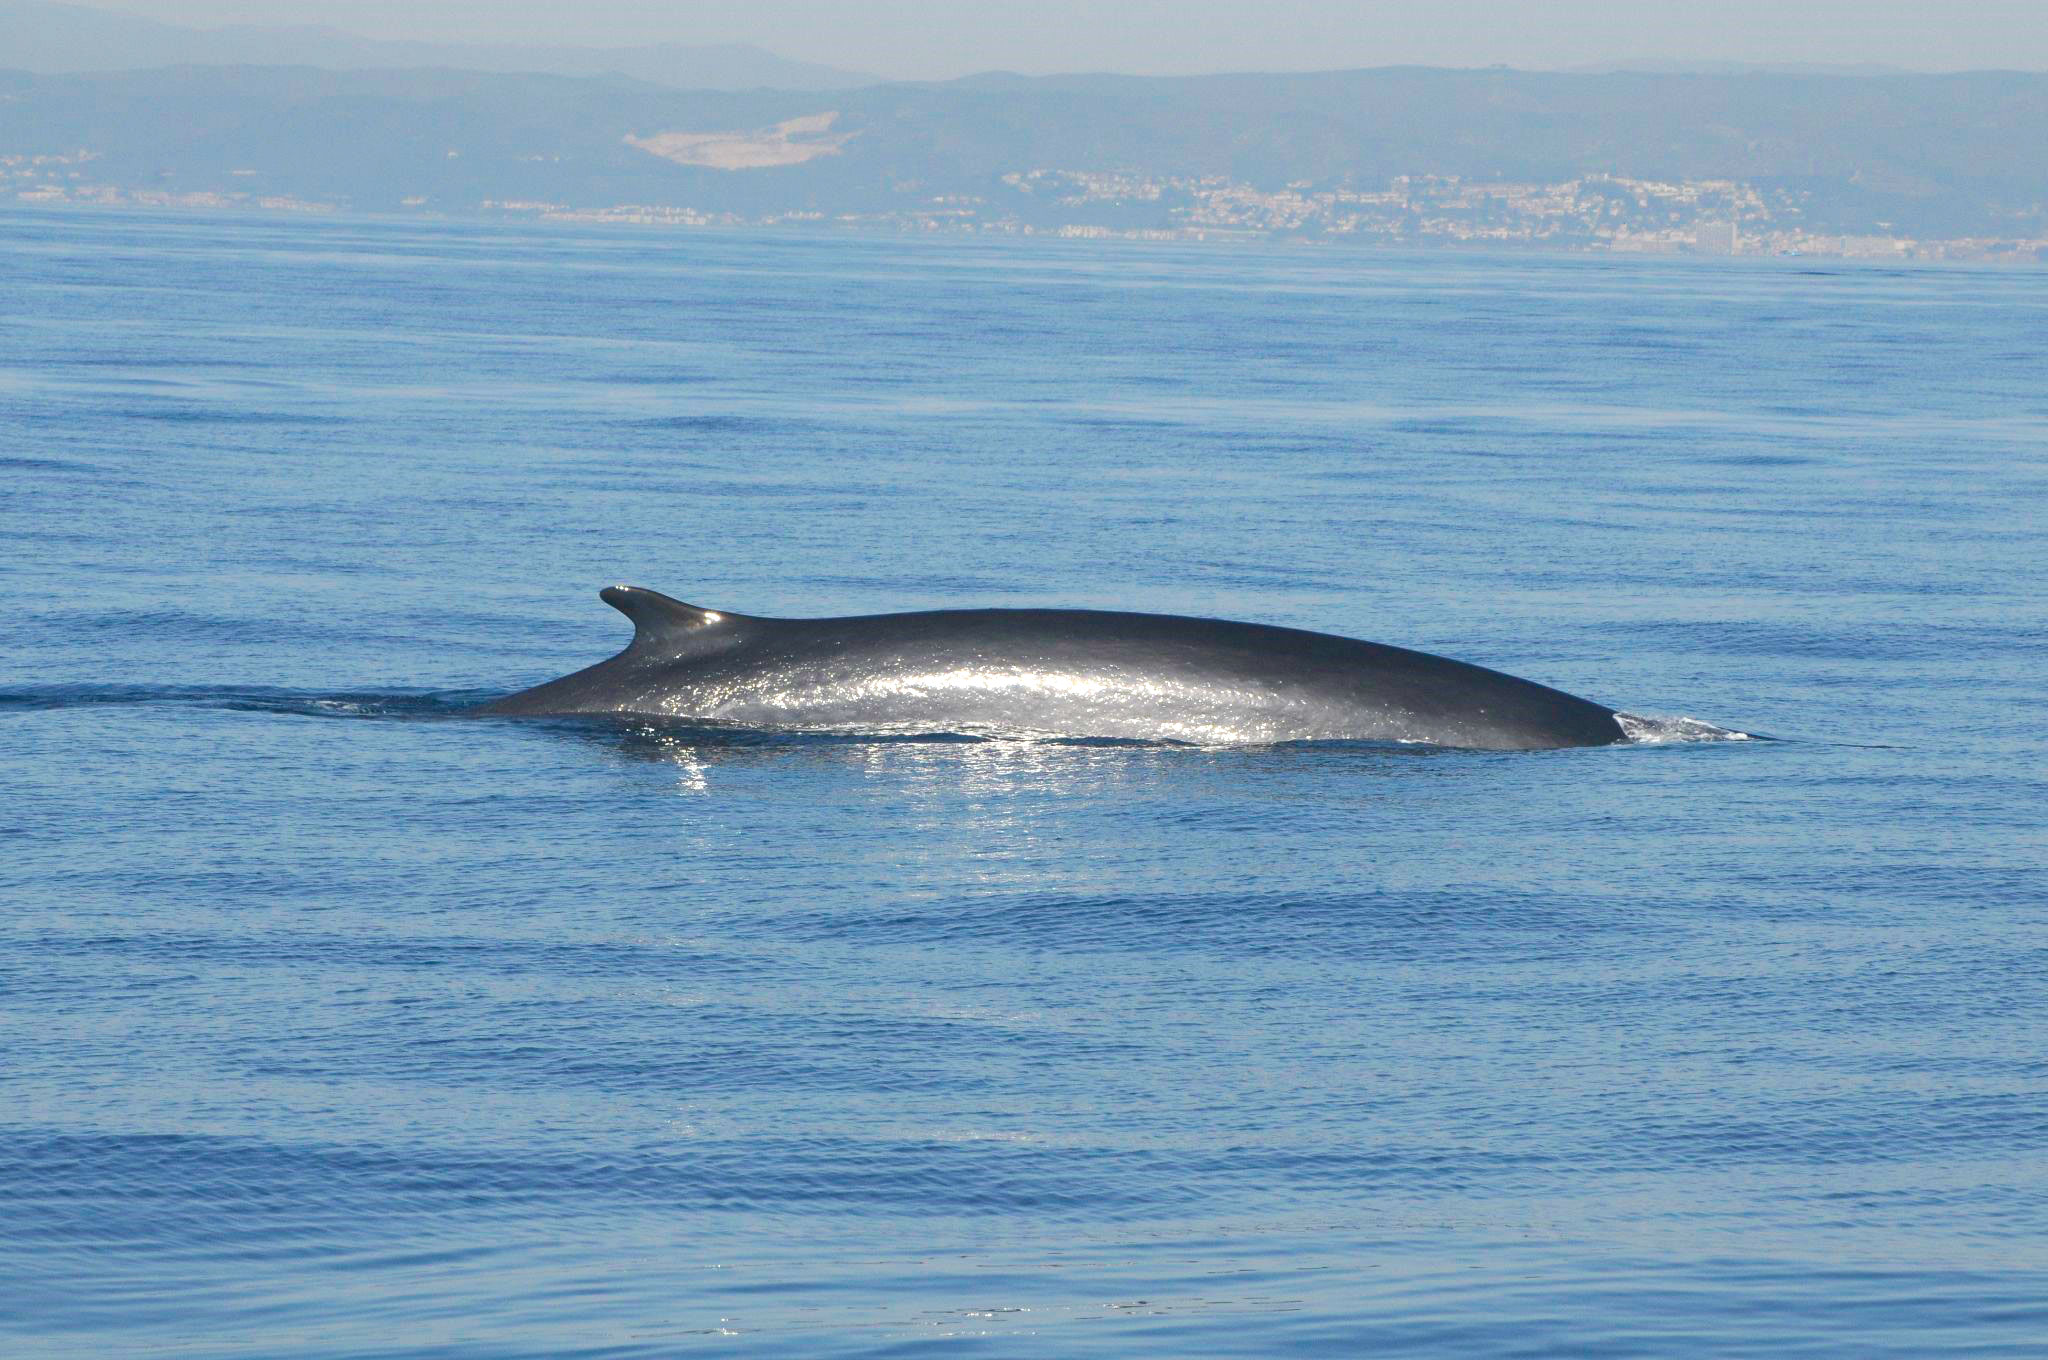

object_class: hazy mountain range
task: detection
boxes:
[0,0,1967,87]
[0,0,881,90]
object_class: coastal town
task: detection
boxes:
[502,169,2048,261]
[9,148,2043,262]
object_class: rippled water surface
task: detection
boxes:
[4,209,2046,1356]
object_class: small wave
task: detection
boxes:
[0,684,488,720]
[1614,711,1757,744]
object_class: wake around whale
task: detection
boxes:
[480,586,1628,749]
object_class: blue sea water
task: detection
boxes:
[3,207,2046,1356]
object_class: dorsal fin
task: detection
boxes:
[600,585,738,649]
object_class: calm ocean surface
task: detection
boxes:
[3,208,2046,1356]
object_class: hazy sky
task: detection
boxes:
[79,1,2048,79]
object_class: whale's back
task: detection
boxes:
[483,590,1623,749]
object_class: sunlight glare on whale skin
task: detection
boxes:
[734,665,1297,746]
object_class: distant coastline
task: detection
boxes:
[6,64,2044,264]
[10,196,2045,267]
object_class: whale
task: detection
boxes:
[480,585,1626,749]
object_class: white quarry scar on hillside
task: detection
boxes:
[623,112,854,171]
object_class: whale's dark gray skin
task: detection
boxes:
[479,586,1627,749]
